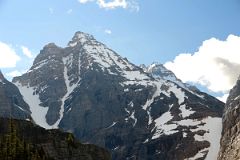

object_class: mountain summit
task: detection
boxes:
[68,31,95,47]
[13,31,224,160]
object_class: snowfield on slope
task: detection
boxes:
[14,82,52,129]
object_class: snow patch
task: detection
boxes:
[129,111,137,126]
[135,88,143,92]
[152,104,178,139]
[175,117,222,160]
[141,81,163,125]
[122,70,150,81]
[190,117,222,160]
[124,88,129,92]
[128,101,134,107]
[142,82,162,110]
[31,59,48,71]
[179,104,195,118]
[106,122,117,129]
[167,83,185,105]
[185,148,208,160]
[183,132,187,138]
[51,55,79,128]
[68,41,77,47]
[113,146,119,150]
[14,104,28,113]
[14,82,51,129]
[125,108,130,114]
[177,119,201,126]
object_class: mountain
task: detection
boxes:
[140,63,180,82]
[218,78,240,160]
[0,70,31,120]
[13,31,224,160]
[0,117,110,160]
[140,62,200,92]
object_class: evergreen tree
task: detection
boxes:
[0,119,49,160]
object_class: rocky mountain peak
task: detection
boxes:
[12,31,225,160]
[68,31,95,47]
[43,42,60,50]
[29,43,63,71]
[41,42,62,53]
[145,62,177,79]
[141,62,184,86]
[139,64,146,69]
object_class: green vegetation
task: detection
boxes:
[0,119,48,160]
[0,118,111,160]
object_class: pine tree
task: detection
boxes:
[0,119,49,160]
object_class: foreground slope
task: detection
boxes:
[13,31,224,160]
[218,78,240,160]
[0,118,110,160]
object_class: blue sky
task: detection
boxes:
[1,0,240,101]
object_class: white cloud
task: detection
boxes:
[78,0,94,3]
[217,94,229,103]
[164,35,240,94]
[126,0,139,12]
[0,42,20,68]
[6,70,23,78]
[97,0,127,9]
[49,7,54,14]
[104,29,112,34]
[78,0,139,11]
[67,9,73,14]
[21,46,33,58]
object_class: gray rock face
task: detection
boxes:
[218,79,240,160]
[13,32,224,160]
[16,43,67,125]
[0,70,31,120]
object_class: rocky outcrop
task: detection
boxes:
[0,70,31,120]
[13,31,224,160]
[218,79,240,160]
[0,118,111,160]
[140,63,200,92]
[140,63,180,81]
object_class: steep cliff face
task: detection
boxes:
[13,31,224,160]
[0,118,111,160]
[0,71,31,120]
[218,79,240,160]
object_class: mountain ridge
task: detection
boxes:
[12,31,224,160]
